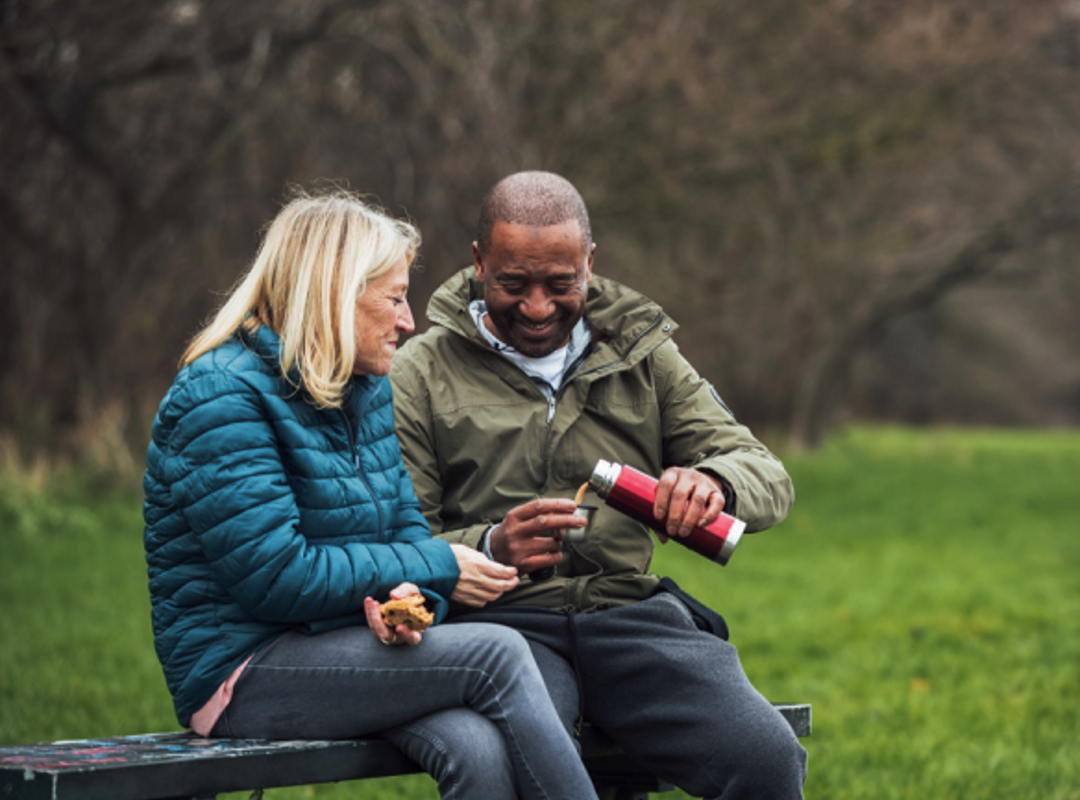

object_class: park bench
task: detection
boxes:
[0,703,809,800]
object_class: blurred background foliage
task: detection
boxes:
[2,0,1079,473]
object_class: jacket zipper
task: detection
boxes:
[340,386,386,541]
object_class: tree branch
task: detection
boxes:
[0,41,136,206]
[789,222,1022,450]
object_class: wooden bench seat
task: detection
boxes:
[0,703,810,800]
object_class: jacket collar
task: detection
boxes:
[425,267,679,364]
[240,322,288,371]
[238,322,382,413]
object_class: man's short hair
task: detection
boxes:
[476,171,592,257]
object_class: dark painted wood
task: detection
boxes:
[0,704,810,800]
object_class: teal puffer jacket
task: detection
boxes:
[143,325,459,727]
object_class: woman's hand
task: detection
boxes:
[364,582,424,646]
[450,544,520,607]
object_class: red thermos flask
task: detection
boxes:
[588,459,745,565]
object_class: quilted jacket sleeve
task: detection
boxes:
[156,367,458,625]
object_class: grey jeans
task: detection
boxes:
[449,592,808,800]
[211,621,599,800]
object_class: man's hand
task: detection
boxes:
[653,467,726,541]
[489,498,587,574]
[449,544,520,607]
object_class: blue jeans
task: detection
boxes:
[212,622,599,800]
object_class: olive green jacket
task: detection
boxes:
[390,267,794,613]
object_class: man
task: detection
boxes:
[391,171,806,799]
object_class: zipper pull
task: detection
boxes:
[546,395,556,424]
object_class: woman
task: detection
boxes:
[143,190,598,800]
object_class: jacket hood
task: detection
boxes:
[424,267,680,367]
[237,322,379,413]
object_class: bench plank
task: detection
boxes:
[776,702,812,738]
[0,704,810,800]
[0,735,411,800]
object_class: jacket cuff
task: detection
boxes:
[694,460,739,518]
[436,523,491,551]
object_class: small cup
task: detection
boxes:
[565,505,597,543]
[528,505,598,582]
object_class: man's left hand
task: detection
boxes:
[653,467,726,541]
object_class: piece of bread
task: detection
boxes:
[380,594,434,632]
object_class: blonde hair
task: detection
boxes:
[182,189,420,408]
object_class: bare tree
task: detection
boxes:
[2,0,1079,466]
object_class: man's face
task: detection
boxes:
[474,220,594,358]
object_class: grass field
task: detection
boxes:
[2,426,1078,799]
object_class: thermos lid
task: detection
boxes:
[589,459,622,497]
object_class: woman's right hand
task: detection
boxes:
[450,544,520,607]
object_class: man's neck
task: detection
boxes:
[468,300,591,392]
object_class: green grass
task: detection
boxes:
[2,426,1078,799]
[650,426,1080,799]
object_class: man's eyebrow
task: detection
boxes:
[498,264,578,276]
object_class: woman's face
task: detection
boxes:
[352,256,414,376]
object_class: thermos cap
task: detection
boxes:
[589,459,622,497]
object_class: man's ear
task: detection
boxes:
[585,242,596,282]
[472,241,484,280]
